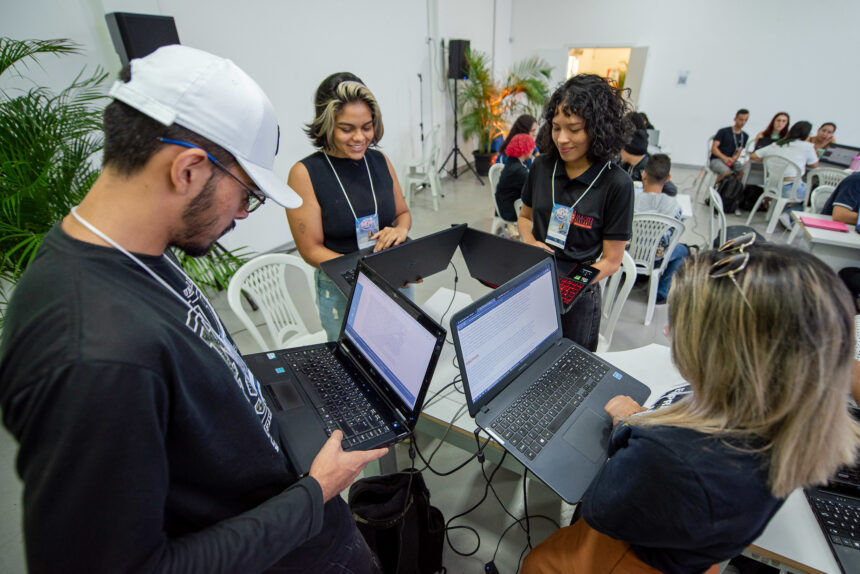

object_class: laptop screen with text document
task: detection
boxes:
[344,272,438,410]
[455,261,559,402]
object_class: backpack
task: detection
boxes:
[348,469,446,574]
[740,185,764,212]
[716,172,744,213]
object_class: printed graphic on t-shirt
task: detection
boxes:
[180,275,280,452]
[571,211,594,229]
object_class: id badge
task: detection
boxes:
[355,214,379,250]
[545,202,572,249]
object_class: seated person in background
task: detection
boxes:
[809,122,837,156]
[751,120,819,229]
[523,241,860,574]
[494,132,534,221]
[633,154,687,304]
[710,109,750,184]
[629,111,654,130]
[496,114,538,164]
[620,130,678,197]
[822,171,860,224]
[752,111,790,151]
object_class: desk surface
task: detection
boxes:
[792,211,860,249]
[418,289,839,573]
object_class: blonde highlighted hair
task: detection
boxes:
[631,243,860,498]
[304,80,384,152]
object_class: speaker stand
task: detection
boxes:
[439,78,483,185]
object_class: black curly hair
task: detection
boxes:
[537,74,633,165]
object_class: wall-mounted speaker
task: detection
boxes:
[105,12,181,66]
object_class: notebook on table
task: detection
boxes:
[449,258,650,503]
[805,407,860,574]
[244,259,446,475]
[799,217,851,233]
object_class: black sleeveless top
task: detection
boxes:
[301,149,396,254]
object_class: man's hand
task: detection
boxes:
[308,430,388,502]
[604,395,647,426]
[372,226,408,252]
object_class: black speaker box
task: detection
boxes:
[448,39,470,80]
[105,12,181,66]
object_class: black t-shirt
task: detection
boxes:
[0,225,351,573]
[301,148,396,254]
[581,424,783,574]
[522,154,634,262]
[711,127,749,160]
[495,157,529,220]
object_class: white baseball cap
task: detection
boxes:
[109,44,301,209]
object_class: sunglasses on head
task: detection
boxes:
[709,232,757,306]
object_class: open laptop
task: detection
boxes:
[805,407,860,574]
[555,258,599,313]
[820,143,860,169]
[450,258,650,503]
[244,259,446,475]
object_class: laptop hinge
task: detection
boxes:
[337,341,410,425]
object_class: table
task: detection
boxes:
[791,211,860,271]
[676,193,693,220]
[415,289,840,573]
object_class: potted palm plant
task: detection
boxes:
[0,38,251,326]
[458,49,552,175]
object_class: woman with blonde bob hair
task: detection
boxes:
[523,237,860,574]
[287,72,411,340]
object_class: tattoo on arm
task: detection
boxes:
[297,221,307,235]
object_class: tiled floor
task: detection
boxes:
[0,163,800,573]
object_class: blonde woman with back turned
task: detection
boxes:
[523,238,860,574]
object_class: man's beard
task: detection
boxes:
[172,173,236,257]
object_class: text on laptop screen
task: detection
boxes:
[344,272,437,410]
[455,262,558,402]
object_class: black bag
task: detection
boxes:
[740,184,764,212]
[716,172,744,213]
[348,469,445,574]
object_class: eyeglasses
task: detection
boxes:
[157,137,266,213]
[710,232,756,307]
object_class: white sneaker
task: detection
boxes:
[778,212,793,230]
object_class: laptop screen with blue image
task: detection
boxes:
[344,271,437,410]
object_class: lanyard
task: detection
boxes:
[324,153,378,221]
[69,206,227,343]
[551,160,611,212]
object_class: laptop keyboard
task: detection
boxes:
[490,347,609,460]
[808,490,860,550]
[282,348,391,449]
[558,277,585,305]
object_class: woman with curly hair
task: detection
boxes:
[523,240,860,573]
[518,74,633,350]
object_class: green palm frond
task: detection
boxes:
[0,38,81,79]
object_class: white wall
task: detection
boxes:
[510,0,860,166]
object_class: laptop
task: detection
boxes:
[805,407,860,574]
[450,258,650,503]
[459,227,552,289]
[820,143,860,169]
[319,245,376,297]
[555,257,599,313]
[647,129,660,148]
[244,259,446,475]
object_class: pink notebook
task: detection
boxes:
[800,216,850,232]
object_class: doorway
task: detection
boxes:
[567,47,648,106]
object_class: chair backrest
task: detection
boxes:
[487,163,511,221]
[810,185,836,213]
[705,137,714,169]
[629,213,686,276]
[806,166,848,190]
[708,186,727,246]
[598,250,636,351]
[762,155,803,200]
[227,253,318,351]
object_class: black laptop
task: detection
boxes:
[244,259,446,475]
[555,258,599,313]
[450,257,650,503]
[319,245,376,297]
[820,143,860,169]
[805,407,860,574]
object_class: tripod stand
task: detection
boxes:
[438,78,483,185]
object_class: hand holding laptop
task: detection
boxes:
[309,430,388,503]
[372,226,408,252]
[604,395,647,426]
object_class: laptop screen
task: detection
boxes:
[344,271,438,410]
[454,260,559,402]
[821,144,860,167]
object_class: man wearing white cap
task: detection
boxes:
[0,45,385,573]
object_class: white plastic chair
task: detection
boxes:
[694,137,718,201]
[597,251,636,352]
[709,186,759,247]
[805,167,847,209]
[629,213,686,326]
[744,156,803,234]
[227,254,326,352]
[405,126,442,211]
[786,185,837,244]
[487,162,514,236]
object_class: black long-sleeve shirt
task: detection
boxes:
[0,225,350,573]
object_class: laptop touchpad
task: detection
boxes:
[562,409,610,463]
[267,381,305,411]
